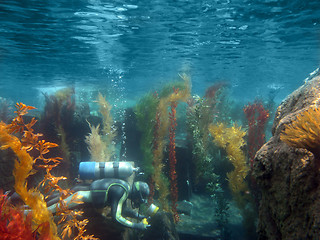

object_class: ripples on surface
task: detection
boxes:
[0,0,319,106]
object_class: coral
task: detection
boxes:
[244,102,269,167]
[209,123,249,196]
[280,106,320,155]
[84,122,107,162]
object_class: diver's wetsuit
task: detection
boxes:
[89,178,135,228]
[46,178,147,229]
[9,178,148,229]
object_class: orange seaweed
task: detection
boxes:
[0,103,98,240]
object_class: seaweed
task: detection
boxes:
[209,122,249,197]
[135,73,191,212]
[84,122,107,162]
[0,103,98,240]
[134,92,159,178]
[96,93,116,162]
[152,74,191,211]
[244,101,269,168]
[0,190,49,240]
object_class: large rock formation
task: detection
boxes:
[253,68,320,240]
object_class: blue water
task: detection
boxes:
[0,0,319,107]
[1,1,320,239]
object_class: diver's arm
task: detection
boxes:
[111,192,148,230]
[111,192,134,228]
[122,204,146,220]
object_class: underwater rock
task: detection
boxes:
[0,149,15,191]
[81,208,127,240]
[253,68,320,240]
[177,200,193,216]
[142,211,179,240]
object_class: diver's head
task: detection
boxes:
[131,181,150,207]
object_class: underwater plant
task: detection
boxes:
[186,96,214,184]
[168,89,180,223]
[244,102,269,168]
[280,106,320,157]
[84,93,116,163]
[209,122,258,239]
[186,82,228,185]
[84,122,107,162]
[0,104,58,239]
[96,92,116,162]
[41,87,75,178]
[134,92,159,179]
[209,122,249,200]
[209,121,258,239]
[152,74,191,212]
[135,73,190,213]
[0,103,97,240]
[0,190,50,240]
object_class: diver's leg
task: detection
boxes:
[46,184,91,207]
[47,191,92,214]
[46,194,60,207]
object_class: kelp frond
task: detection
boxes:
[96,93,116,161]
[85,121,107,162]
[209,122,249,195]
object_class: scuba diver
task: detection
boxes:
[46,178,151,230]
[8,162,158,230]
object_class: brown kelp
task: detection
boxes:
[85,93,116,162]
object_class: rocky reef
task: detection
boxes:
[253,68,320,240]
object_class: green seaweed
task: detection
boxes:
[134,92,159,177]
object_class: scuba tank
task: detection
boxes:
[79,161,138,180]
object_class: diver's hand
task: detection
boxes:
[137,214,146,220]
[133,221,150,230]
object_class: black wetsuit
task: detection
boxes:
[90,178,130,216]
